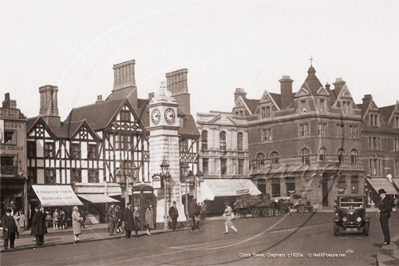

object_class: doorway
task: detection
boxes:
[322,180,329,206]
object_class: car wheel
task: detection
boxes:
[298,205,305,213]
[308,206,315,213]
[364,223,369,236]
[252,208,260,218]
[334,224,339,236]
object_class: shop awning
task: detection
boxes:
[366,178,399,195]
[32,185,84,207]
[392,179,399,191]
[197,179,261,202]
[77,194,120,203]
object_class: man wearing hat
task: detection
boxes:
[169,201,179,231]
[2,208,18,249]
[376,189,392,246]
[107,203,116,236]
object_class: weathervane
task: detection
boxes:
[310,57,313,66]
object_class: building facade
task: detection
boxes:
[233,66,366,209]
[1,93,28,226]
[25,60,199,227]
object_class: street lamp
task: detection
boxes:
[180,162,191,219]
[159,158,171,230]
[115,163,139,207]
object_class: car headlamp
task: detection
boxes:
[342,217,347,222]
[356,217,362,222]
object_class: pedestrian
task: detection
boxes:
[169,201,179,231]
[31,206,47,246]
[115,205,123,233]
[123,203,134,238]
[80,210,86,228]
[376,189,392,246]
[200,202,207,225]
[72,206,83,243]
[145,205,154,235]
[223,203,237,234]
[13,210,20,238]
[18,211,26,232]
[108,203,116,236]
[45,210,52,228]
[53,208,59,230]
[2,208,18,249]
[59,209,65,229]
[133,206,141,237]
[188,199,199,229]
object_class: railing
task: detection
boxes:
[1,165,18,175]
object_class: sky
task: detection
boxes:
[1,0,399,121]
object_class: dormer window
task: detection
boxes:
[261,105,271,119]
[300,100,307,113]
[318,98,326,112]
[341,101,351,115]
[369,114,380,127]
[394,115,399,128]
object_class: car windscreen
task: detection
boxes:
[339,197,363,209]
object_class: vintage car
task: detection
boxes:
[289,193,314,213]
[333,194,370,236]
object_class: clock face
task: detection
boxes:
[164,108,176,125]
[151,108,161,125]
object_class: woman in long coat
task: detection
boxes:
[31,206,47,245]
[133,206,141,237]
[145,205,154,235]
[72,206,83,243]
[123,203,135,238]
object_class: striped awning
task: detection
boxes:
[366,178,399,195]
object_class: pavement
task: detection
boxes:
[1,208,397,266]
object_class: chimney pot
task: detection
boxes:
[96,95,104,103]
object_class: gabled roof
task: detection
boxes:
[379,104,395,121]
[26,116,58,139]
[242,98,260,114]
[269,93,281,109]
[297,66,324,96]
[64,99,125,131]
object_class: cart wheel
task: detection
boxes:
[251,208,260,218]
[308,206,315,213]
[261,208,269,217]
[334,224,339,236]
[364,223,369,236]
[267,208,274,216]
[298,205,305,213]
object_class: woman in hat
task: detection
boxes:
[376,189,392,246]
[72,206,83,243]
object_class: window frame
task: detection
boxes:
[301,148,310,165]
[44,142,55,158]
[201,130,208,150]
[220,131,226,151]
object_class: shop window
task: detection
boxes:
[45,169,56,184]
[271,178,281,197]
[286,177,295,195]
[0,156,16,175]
[220,131,226,151]
[44,143,55,158]
[70,143,81,159]
[201,130,208,150]
[258,179,266,194]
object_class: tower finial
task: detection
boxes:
[310,57,313,66]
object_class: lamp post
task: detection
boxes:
[181,162,191,219]
[159,158,171,230]
[115,163,139,207]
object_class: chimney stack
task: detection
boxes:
[166,69,191,114]
[2,93,17,109]
[234,88,247,103]
[39,85,60,127]
[96,95,104,103]
[333,77,346,91]
[113,60,136,91]
[279,75,294,110]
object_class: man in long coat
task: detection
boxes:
[377,189,392,246]
[168,201,179,231]
[31,206,47,245]
[2,208,18,249]
[123,203,135,238]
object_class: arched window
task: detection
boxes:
[319,148,327,162]
[351,150,358,165]
[237,132,243,152]
[270,152,279,166]
[301,148,310,165]
[201,130,208,150]
[338,149,345,165]
[220,131,226,151]
[257,153,265,168]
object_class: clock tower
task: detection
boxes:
[148,81,183,225]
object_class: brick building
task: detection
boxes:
[233,66,366,209]
[1,93,28,226]
[25,60,200,227]
[357,96,399,205]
